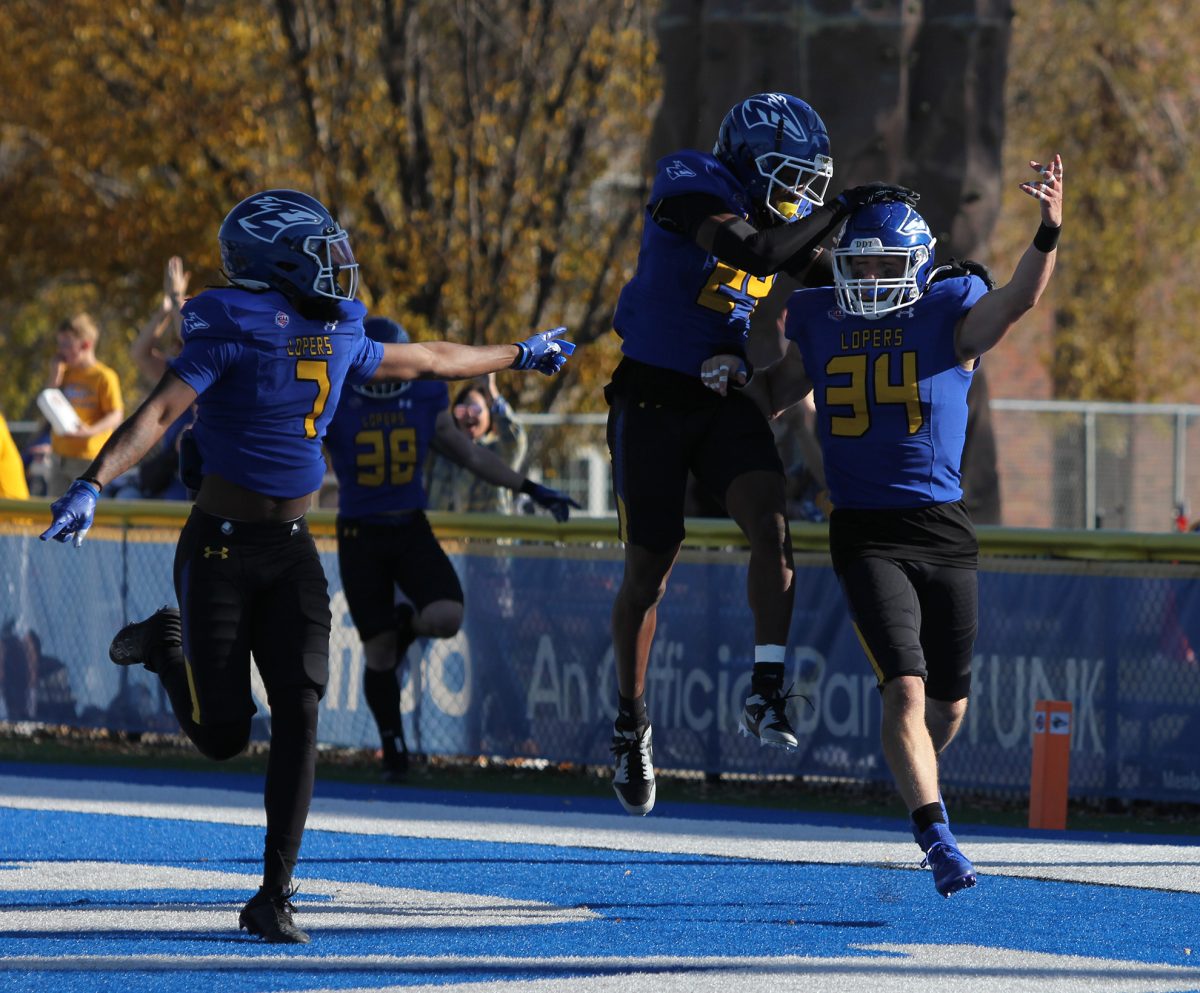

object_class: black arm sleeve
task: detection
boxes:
[649,193,846,277]
[786,247,835,287]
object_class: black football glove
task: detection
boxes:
[832,182,921,213]
[928,257,996,291]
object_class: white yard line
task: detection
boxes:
[0,774,1197,893]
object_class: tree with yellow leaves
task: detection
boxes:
[0,0,656,441]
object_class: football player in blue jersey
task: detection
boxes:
[325,316,578,781]
[702,154,1064,895]
[39,189,575,943]
[605,90,916,816]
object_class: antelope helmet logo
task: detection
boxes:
[236,194,325,244]
[737,93,808,145]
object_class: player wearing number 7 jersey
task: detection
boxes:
[702,154,1064,896]
[38,189,575,944]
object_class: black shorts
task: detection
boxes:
[605,358,783,552]
[173,508,332,725]
[834,553,977,701]
[336,511,464,641]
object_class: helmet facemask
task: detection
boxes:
[833,240,933,317]
[303,228,359,301]
[759,151,834,223]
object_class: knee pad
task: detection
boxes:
[192,718,251,761]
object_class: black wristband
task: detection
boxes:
[519,479,536,496]
[1033,222,1061,253]
[510,343,529,369]
[75,476,102,494]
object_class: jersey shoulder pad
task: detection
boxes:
[650,150,742,205]
[338,299,369,324]
[925,273,989,309]
[179,290,244,342]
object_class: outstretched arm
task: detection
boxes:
[369,328,574,382]
[955,154,1064,362]
[72,372,196,490]
[40,371,197,546]
[429,408,580,521]
[430,408,524,489]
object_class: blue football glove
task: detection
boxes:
[511,327,576,376]
[40,479,100,548]
[521,480,582,523]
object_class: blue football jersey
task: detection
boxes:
[784,275,989,509]
[324,380,449,517]
[169,287,382,499]
[613,149,775,377]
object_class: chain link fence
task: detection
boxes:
[2,506,1199,805]
[515,401,1200,533]
[14,400,1200,529]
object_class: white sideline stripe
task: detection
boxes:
[0,861,596,931]
[2,947,1198,993]
[1,775,1198,893]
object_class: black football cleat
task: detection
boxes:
[108,606,181,673]
[239,885,310,944]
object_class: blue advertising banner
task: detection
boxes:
[2,528,1198,803]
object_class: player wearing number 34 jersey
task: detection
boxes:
[704,154,1064,897]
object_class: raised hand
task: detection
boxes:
[164,255,190,310]
[1020,154,1063,228]
[40,479,100,548]
[511,327,576,376]
[523,481,581,522]
[833,182,920,213]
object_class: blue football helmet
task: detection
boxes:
[354,317,412,398]
[832,201,937,317]
[713,93,833,225]
[218,189,359,303]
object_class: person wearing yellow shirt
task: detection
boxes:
[46,313,124,497]
[0,414,29,499]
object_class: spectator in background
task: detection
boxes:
[129,256,197,501]
[132,255,190,384]
[425,373,526,514]
[0,413,30,499]
[44,313,123,497]
[325,317,577,780]
[0,621,76,724]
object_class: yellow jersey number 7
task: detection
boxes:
[295,359,331,440]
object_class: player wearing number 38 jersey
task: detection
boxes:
[324,317,578,784]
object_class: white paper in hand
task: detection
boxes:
[37,388,84,435]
